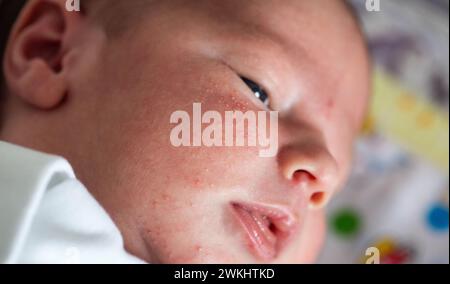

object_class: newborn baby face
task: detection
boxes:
[69,0,370,263]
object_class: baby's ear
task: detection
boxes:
[2,0,83,109]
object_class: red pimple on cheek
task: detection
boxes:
[162,193,170,200]
[195,245,203,253]
[151,193,170,207]
[190,176,206,189]
[326,98,335,109]
[324,97,335,119]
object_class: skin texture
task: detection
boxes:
[0,0,370,263]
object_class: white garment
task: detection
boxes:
[0,141,146,264]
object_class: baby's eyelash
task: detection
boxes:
[240,77,270,108]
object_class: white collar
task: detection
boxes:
[0,141,74,263]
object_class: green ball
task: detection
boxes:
[331,208,361,238]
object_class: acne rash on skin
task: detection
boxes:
[217,92,251,113]
[229,93,251,112]
[192,177,205,188]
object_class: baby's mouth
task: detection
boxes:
[230,201,298,261]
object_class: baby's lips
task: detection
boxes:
[232,201,297,230]
[230,201,299,258]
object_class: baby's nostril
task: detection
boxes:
[268,222,277,234]
[292,170,316,183]
[310,191,326,207]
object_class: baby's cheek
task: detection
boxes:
[145,217,236,263]
[290,209,326,263]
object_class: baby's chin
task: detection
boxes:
[154,241,321,264]
[143,216,324,264]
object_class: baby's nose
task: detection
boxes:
[277,140,339,209]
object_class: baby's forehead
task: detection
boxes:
[193,0,358,36]
[198,2,366,73]
[189,0,365,63]
[187,0,369,127]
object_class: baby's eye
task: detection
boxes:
[241,77,270,107]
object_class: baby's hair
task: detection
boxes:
[0,0,27,89]
[85,0,153,35]
[0,0,149,78]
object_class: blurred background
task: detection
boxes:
[319,0,449,264]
